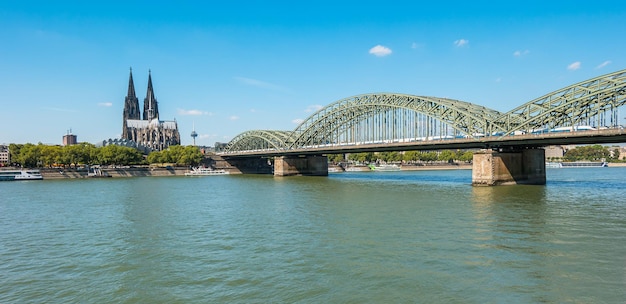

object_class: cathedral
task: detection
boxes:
[122,69,180,151]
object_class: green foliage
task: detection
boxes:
[376,151,402,163]
[438,150,456,162]
[403,151,420,162]
[421,151,438,163]
[458,151,474,163]
[348,152,375,163]
[145,145,204,166]
[563,145,611,162]
[327,153,345,163]
[8,142,146,167]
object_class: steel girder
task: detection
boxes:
[492,69,626,135]
[224,130,293,152]
[287,93,500,148]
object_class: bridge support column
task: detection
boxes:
[472,148,546,186]
[274,155,328,177]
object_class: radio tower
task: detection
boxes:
[190,122,198,146]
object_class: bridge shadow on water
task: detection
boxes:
[329,170,472,186]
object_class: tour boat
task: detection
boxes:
[0,169,44,181]
[370,164,401,171]
[184,167,229,176]
[560,162,608,168]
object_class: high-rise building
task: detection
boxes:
[121,68,180,151]
[0,145,9,166]
[63,130,77,146]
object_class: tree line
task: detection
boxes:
[6,143,204,168]
[327,150,475,164]
[561,145,620,162]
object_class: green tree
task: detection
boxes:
[348,152,374,163]
[421,151,438,163]
[146,145,203,166]
[8,143,22,165]
[403,151,420,163]
[458,151,474,163]
[563,145,610,162]
[438,150,456,163]
[328,153,344,163]
[40,145,62,167]
[15,143,41,167]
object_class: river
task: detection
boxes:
[1,168,624,303]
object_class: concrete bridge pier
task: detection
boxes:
[472,148,546,186]
[274,155,328,177]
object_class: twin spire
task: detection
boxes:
[124,67,159,121]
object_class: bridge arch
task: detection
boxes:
[222,69,626,153]
[224,130,293,152]
[492,69,626,135]
[287,93,502,149]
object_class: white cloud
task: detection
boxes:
[177,108,211,116]
[98,102,113,107]
[229,115,239,121]
[454,39,469,47]
[567,61,581,71]
[305,105,323,113]
[596,60,611,69]
[292,118,304,124]
[513,50,529,57]
[234,77,287,91]
[369,45,392,57]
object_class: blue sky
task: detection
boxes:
[1,1,625,146]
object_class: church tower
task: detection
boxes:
[122,68,140,139]
[143,70,159,121]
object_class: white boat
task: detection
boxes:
[370,164,401,171]
[184,167,229,176]
[0,169,44,181]
[344,165,371,172]
[545,162,563,168]
[546,161,608,168]
[560,161,608,168]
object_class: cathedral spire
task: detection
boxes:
[143,69,159,120]
[127,67,136,99]
[122,67,140,139]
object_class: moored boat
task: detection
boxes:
[0,169,44,181]
[369,164,401,171]
[560,161,608,168]
[184,167,229,176]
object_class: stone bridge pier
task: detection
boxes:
[214,154,329,176]
[273,155,328,176]
[472,148,546,186]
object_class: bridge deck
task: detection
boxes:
[219,129,626,158]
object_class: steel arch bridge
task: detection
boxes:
[222,69,626,153]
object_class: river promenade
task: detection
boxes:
[36,163,472,179]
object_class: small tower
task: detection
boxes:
[190,122,198,146]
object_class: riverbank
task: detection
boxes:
[38,167,189,179]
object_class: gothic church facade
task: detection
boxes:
[122,69,180,151]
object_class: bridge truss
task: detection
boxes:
[223,69,626,153]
